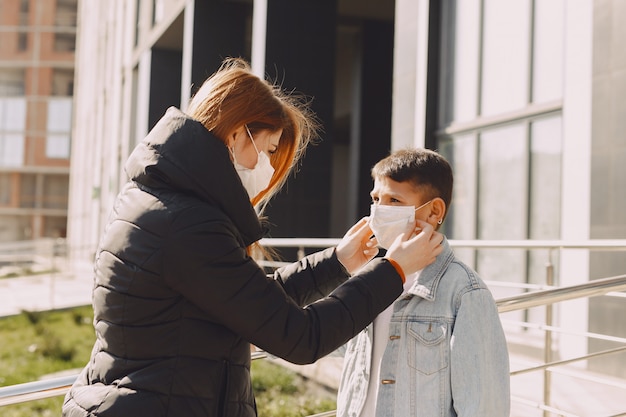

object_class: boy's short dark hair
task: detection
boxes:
[371,148,453,216]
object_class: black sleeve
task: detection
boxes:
[163,216,403,365]
[272,247,351,307]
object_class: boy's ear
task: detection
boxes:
[429,197,446,226]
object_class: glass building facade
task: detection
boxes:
[68,0,625,384]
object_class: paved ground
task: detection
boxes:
[0,267,93,317]
[2,270,626,416]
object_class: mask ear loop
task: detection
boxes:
[414,199,432,213]
[245,125,261,154]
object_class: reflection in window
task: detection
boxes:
[439,0,481,126]
[152,0,164,26]
[527,116,562,321]
[477,124,528,289]
[135,0,142,46]
[530,116,562,240]
[532,0,564,103]
[481,0,531,116]
[435,0,565,300]
[479,124,528,239]
[440,133,477,241]
[439,133,478,269]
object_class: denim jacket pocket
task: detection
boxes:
[407,321,448,375]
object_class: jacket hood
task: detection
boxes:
[124,106,265,246]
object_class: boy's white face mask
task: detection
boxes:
[369,200,432,249]
[231,125,275,199]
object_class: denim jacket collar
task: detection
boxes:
[406,237,454,301]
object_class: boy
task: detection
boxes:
[337,148,510,417]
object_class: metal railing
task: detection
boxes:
[1,238,626,417]
[0,238,66,278]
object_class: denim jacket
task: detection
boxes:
[336,238,510,417]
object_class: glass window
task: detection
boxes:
[52,69,74,96]
[525,116,563,322]
[477,124,528,288]
[439,133,478,268]
[0,134,25,166]
[0,215,32,241]
[55,0,78,27]
[529,116,562,240]
[43,215,68,238]
[46,98,72,159]
[0,98,26,166]
[46,134,70,159]
[47,98,72,132]
[18,32,28,51]
[435,0,565,308]
[481,0,531,116]
[439,0,481,126]
[0,98,27,131]
[440,133,477,240]
[19,174,37,208]
[0,69,26,96]
[54,32,76,52]
[152,0,164,26]
[478,123,528,239]
[0,173,11,205]
[532,0,565,103]
[20,0,29,16]
[43,174,69,209]
[135,0,142,47]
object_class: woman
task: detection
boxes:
[62,58,443,417]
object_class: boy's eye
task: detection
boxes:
[371,196,379,203]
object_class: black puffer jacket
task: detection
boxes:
[62,107,403,417]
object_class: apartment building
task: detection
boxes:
[0,0,77,241]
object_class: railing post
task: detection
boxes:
[543,253,554,417]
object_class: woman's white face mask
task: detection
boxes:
[369,200,432,249]
[230,125,275,199]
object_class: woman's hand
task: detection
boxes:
[335,217,379,275]
[385,219,443,276]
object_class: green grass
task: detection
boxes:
[251,359,336,417]
[0,306,95,417]
[0,306,336,417]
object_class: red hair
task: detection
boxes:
[186,58,320,209]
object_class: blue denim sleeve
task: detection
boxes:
[450,288,511,416]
